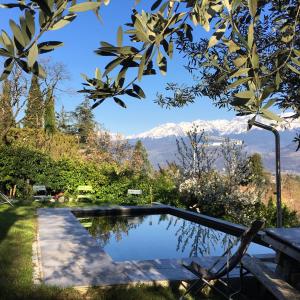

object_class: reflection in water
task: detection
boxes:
[163,215,236,257]
[79,214,270,261]
[80,215,146,248]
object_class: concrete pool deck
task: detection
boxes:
[36,206,275,288]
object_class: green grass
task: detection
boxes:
[0,204,206,300]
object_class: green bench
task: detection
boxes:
[76,185,94,202]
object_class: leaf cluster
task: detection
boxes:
[0,0,104,80]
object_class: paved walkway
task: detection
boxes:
[37,207,271,287]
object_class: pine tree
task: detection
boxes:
[0,79,15,132]
[24,75,44,129]
[44,88,56,134]
[73,98,95,144]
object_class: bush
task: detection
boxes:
[257,197,300,228]
[0,145,156,204]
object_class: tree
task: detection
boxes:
[0,62,67,131]
[0,79,15,139]
[176,126,265,224]
[72,98,95,144]
[247,153,266,186]
[131,140,152,176]
[221,139,252,191]
[57,105,73,134]
[23,75,44,129]
[44,88,56,134]
[1,1,300,145]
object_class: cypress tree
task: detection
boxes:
[0,79,15,132]
[44,88,56,134]
[24,75,44,129]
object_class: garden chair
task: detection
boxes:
[76,185,94,202]
[0,191,13,206]
[180,219,264,300]
[32,185,49,202]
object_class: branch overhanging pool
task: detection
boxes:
[78,213,273,261]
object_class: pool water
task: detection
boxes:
[79,214,273,261]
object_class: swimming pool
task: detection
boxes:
[79,213,273,261]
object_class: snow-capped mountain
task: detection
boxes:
[126,115,300,173]
[127,114,300,140]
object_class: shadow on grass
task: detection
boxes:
[0,205,19,243]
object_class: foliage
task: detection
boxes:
[4,127,81,160]
[0,142,155,204]
[1,1,299,152]
[72,98,96,144]
[174,126,298,226]
[78,0,300,129]
[152,163,180,206]
[246,153,267,186]
[0,0,108,80]
[131,140,153,177]
[23,75,44,128]
[44,88,56,134]
[0,146,50,199]
[1,1,299,127]
[0,79,15,140]
[257,197,299,228]
[57,105,74,134]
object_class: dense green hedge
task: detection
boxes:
[0,146,165,204]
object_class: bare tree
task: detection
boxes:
[220,139,250,193]
[1,60,69,127]
[176,125,219,179]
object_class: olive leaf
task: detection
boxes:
[234,90,254,99]
[113,97,127,108]
[50,14,77,30]
[248,0,257,18]
[287,64,300,75]
[25,11,35,38]
[151,0,163,11]
[260,108,283,122]
[0,58,13,80]
[1,30,14,55]
[208,22,227,48]
[38,41,64,53]
[117,26,123,47]
[9,19,25,48]
[28,43,38,68]
[69,2,101,13]
[133,83,146,98]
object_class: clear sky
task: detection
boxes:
[0,1,236,135]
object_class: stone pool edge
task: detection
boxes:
[36,205,272,288]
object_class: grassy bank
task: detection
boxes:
[0,204,201,300]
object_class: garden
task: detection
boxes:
[0,0,300,299]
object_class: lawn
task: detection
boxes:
[0,203,206,300]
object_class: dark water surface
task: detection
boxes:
[79,214,273,261]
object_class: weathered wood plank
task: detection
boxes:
[265,228,300,252]
[242,255,300,300]
[262,235,300,262]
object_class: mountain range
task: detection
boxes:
[125,115,300,173]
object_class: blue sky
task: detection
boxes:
[0,1,236,135]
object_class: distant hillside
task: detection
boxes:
[127,116,300,173]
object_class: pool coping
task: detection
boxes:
[36,204,272,288]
